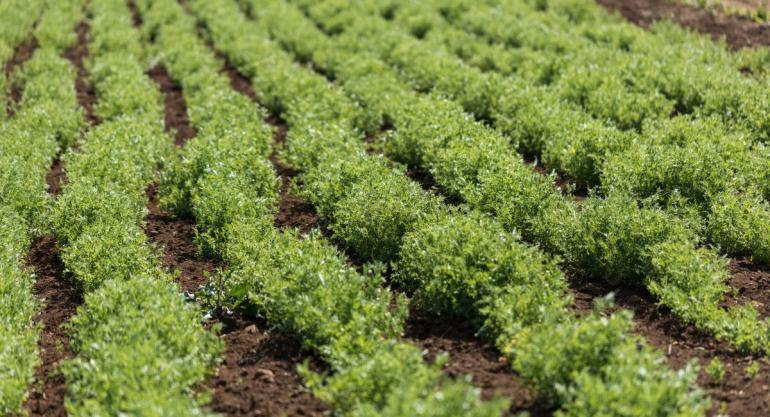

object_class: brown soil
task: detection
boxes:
[572,274,770,417]
[147,64,196,146]
[219,61,257,101]
[127,0,142,27]
[22,235,80,417]
[404,312,551,417]
[143,47,217,293]
[62,22,99,126]
[145,195,329,417]
[3,37,36,76]
[529,162,588,202]
[268,116,322,234]
[5,35,38,116]
[207,314,329,417]
[46,158,66,197]
[274,179,321,233]
[722,257,770,317]
[145,185,219,293]
[596,0,770,49]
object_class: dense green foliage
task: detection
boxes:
[42,1,222,415]
[269,0,770,357]
[139,0,506,415]
[187,0,711,415]
[396,210,568,340]
[0,209,38,415]
[65,275,220,416]
[292,0,770,270]
[0,0,81,412]
[5,0,768,414]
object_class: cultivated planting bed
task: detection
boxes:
[1,1,770,416]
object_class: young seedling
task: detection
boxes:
[745,361,761,379]
[707,357,726,383]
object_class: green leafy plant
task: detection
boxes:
[745,361,761,379]
[707,357,726,383]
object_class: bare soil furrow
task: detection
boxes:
[596,0,770,49]
[45,158,66,198]
[144,60,212,292]
[23,235,79,417]
[220,60,257,101]
[145,186,218,293]
[127,0,142,27]
[267,115,323,234]
[148,64,196,146]
[62,22,99,126]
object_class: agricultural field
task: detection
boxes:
[2,0,770,416]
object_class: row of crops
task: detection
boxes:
[1,0,81,412]
[1,0,768,415]
[0,0,221,414]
